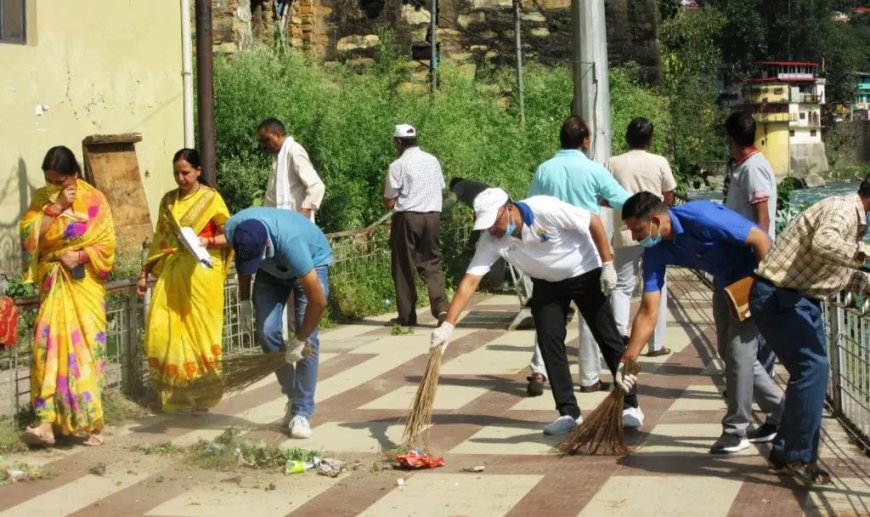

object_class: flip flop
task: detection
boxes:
[22,426,56,447]
[646,347,672,357]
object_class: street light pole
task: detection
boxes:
[571,0,611,163]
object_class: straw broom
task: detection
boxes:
[400,346,444,450]
[559,358,641,456]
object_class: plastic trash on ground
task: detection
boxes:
[394,448,445,469]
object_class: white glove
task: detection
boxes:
[239,300,254,331]
[431,322,455,351]
[285,337,306,363]
[615,362,637,393]
[600,261,617,296]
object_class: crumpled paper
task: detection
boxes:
[394,449,445,469]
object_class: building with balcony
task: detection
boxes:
[855,71,870,121]
[738,61,829,181]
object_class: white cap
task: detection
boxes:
[472,188,509,230]
[393,124,416,138]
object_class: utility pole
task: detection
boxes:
[571,0,611,164]
[513,0,526,129]
[195,0,216,185]
[429,0,438,93]
[571,0,612,235]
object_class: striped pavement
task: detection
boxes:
[1,269,869,516]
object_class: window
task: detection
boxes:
[810,130,817,137]
[800,112,806,120]
[0,0,26,43]
[790,130,795,137]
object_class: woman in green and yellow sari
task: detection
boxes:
[138,148,230,414]
[20,146,116,446]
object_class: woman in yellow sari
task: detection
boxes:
[138,148,230,414]
[20,146,116,446]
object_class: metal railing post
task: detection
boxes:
[828,302,844,417]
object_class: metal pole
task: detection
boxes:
[430,0,438,93]
[514,0,526,129]
[181,0,195,148]
[195,0,217,185]
[571,0,611,163]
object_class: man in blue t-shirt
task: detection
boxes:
[225,207,333,439]
[616,192,784,455]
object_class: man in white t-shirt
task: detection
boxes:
[607,117,676,357]
[430,188,643,436]
[724,111,778,376]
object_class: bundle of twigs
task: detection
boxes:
[559,358,641,456]
[400,346,444,449]
[150,351,288,399]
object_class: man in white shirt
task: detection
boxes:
[430,188,643,436]
[257,118,325,220]
[607,117,676,357]
[382,124,448,327]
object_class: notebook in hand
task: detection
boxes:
[179,226,213,268]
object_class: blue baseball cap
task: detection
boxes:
[232,219,268,275]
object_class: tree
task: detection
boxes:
[659,5,727,175]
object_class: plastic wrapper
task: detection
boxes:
[394,449,445,469]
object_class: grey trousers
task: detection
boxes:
[712,290,784,436]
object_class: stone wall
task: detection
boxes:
[212,0,662,84]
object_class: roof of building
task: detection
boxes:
[756,61,819,67]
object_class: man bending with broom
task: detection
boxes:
[226,207,333,439]
[617,192,783,455]
[430,187,642,436]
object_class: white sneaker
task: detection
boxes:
[281,401,293,427]
[289,415,312,439]
[622,407,644,428]
[543,415,583,436]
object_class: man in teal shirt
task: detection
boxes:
[525,116,631,406]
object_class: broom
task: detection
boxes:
[559,358,641,456]
[400,345,444,450]
[150,345,311,399]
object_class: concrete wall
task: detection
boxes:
[0,0,184,276]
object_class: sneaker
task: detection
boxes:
[542,415,583,436]
[289,415,312,439]
[526,373,546,397]
[709,432,750,454]
[622,407,644,428]
[747,423,778,443]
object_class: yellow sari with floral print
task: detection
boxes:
[19,179,115,436]
[144,186,230,411]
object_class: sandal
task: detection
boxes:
[22,426,56,447]
[646,347,672,357]
[79,433,104,447]
[768,457,831,485]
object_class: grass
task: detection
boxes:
[102,392,151,426]
[0,417,27,454]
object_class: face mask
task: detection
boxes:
[505,219,517,239]
[639,220,662,248]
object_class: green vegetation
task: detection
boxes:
[0,462,54,485]
[0,417,26,454]
[185,427,319,471]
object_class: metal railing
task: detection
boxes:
[2,216,473,417]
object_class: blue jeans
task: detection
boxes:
[252,266,329,418]
[750,277,828,464]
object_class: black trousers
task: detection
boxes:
[530,268,639,419]
[390,211,448,325]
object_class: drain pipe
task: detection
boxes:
[181,0,194,148]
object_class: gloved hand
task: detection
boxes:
[239,300,254,331]
[600,260,617,296]
[431,322,455,351]
[615,362,637,393]
[285,336,306,363]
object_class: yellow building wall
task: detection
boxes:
[0,0,184,276]
[743,82,791,104]
[755,121,790,176]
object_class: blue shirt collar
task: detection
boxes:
[668,208,683,242]
[555,149,587,158]
[516,201,535,226]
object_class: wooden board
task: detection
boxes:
[81,135,153,253]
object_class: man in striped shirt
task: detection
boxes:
[750,177,870,485]
[382,124,448,327]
